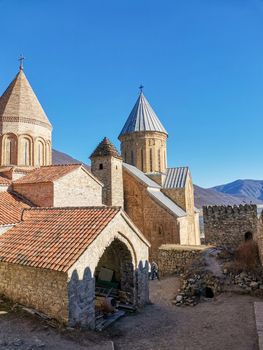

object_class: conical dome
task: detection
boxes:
[90,137,122,159]
[0,68,52,167]
[0,69,51,128]
[119,92,167,138]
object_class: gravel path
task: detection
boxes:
[108,276,259,350]
[0,276,260,350]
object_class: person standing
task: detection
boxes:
[151,261,160,280]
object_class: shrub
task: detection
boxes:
[235,240,259,270]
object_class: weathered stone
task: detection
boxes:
[203,205,258,248]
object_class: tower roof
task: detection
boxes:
[0,69,52,129]
[119,92,168,138]
[90,137,122,159]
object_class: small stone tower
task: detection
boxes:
[118,90,168,174]
[90,137,123,207]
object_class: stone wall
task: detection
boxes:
[54,167,102,207]
[157,244,206,275]
[257,212,263,264]
[119,131,167,173]
[68,212,149,327]
[91,155,123,208]
[13,182,53,207]
[203,204,258,248]
[123,170,180,259]
[0,263,68,323]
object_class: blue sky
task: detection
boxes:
[0,0,262,187]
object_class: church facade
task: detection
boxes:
[0,65,150,328]
[0,63,201,326]
[89,91,200,258]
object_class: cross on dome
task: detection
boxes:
[18,54,25,70]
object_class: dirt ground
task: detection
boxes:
[0,276,261,350]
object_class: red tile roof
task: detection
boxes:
[0,192,31,225]
[13,164,81,184]
[0,207,120,272]
[0,176,11,186]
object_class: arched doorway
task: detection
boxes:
[245,231,253,241]
[94,238,135,304]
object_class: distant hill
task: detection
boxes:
[52,149,263,208]
[212,179,263,202]
[52,149,83,165]
[193,185,260,209]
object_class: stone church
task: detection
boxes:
[0,63,200,327]
[0,65,150,328]
[90,91,200,258]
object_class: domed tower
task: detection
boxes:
[0,63,52,168]
[90,137,123,207]
[118,89,168,174]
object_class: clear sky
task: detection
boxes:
[0,0,262,187]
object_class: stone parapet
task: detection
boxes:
[158,244,207,275]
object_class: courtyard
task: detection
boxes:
[0,276,260,350]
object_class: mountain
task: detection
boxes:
[193,185,252,208]
[52,149,263,208]
[212,180,263,202]
[52,149,83,165]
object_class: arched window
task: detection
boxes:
[158,149,161,172]
[46,142,50,165]
[21,138,30,166]
[245,232,253,241]
[141,149,144,171]
[163,150,166,169]
[5,135,17,165]
[24,139,29,165]
[37,141,44,166]
[150,149,153,172]
[131,151,134,165]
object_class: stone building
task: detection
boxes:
[90,137,123,207]
[203,204,258,248]
[0,66,150,328]
[119,92,168,173]
[90,91,201,258]
[0,207,149,328]
[12,163,103,207]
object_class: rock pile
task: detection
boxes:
[224,270,263,294]
[173,271,223,307]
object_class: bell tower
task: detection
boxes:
[118,89,168,174]
[90,137,123,208]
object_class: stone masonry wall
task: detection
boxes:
[54,167,102,207]
[120,131,167,173]
[0,263,68,323]
[158,244,206,275]
[13,182,53,207]
[91,156,123,207]
[257,212,263,264]
[203,204,258,248]
[123,170,180,259]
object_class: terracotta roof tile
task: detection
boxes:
[13,164,81,184]
[0,192,31,225]
[0,207,120,272]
